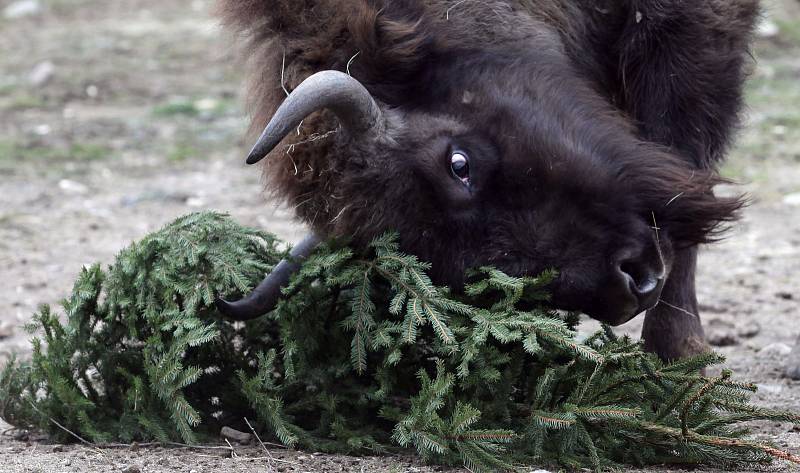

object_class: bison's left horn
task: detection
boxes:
[215,233,322,320]
[245,70,383,165]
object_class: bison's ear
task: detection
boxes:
[347,1,436,101]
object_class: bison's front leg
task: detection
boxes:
[642,247,709,361]
[612,1,758,361]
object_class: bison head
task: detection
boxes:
[222,29,742,326]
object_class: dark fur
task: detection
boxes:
[217,0,758,360]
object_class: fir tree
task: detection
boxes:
[1,211,798,472]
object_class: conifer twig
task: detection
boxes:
[26,400,105,456]
[681,370,731,436]
[245,417,277,471]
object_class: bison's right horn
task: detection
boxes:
[245,70,383,165]
[215,233,321,321]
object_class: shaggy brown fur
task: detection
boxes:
[216,0,758,361]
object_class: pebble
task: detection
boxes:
[2,0,41,19]
[33,124,52,136]
[58,179,89,195]
[756,18,779,38]
[29,61,55,86]
[707,329,738,347]
[760,342,793,357]
[194,97,219,111]
[0,322,13,340]
[784,193,800,206]
[121,466,141,473]
[186,197,206,207]
[786,338,800,381]
[737,321,761,338]
[706,319,739,347]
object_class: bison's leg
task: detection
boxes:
[642,246,709,361]
[612,2,757,360]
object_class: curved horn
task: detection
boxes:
[215,233,322,321]
[246,70,383,165]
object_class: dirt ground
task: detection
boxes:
[0,0,798,471]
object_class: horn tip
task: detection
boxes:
[214,297,236,316]
[215,296,269,321]
[246,153,265,165]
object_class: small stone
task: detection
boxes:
[121,467,141,473]
[58,179,89,195]
[784,193,800,206]
[86,84,99,98]
[736,322,761,338]
[772,125,787,136]
[707,330,738,347]
[706,320,739,347]
[635,10,643,23]
[0,322,13,340]
[756,18,779,38]
[3,0,41,19]
[760,342,792,357]
[29,61,55,86]
[185,197,205,207]
[220,426,252,445]
[776,292,793,300]
[33,124,51,136]
[785,339,800,380]
[194,98,218,112]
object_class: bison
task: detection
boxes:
[215,0,759,362]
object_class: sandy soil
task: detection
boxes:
[0,0,798,471]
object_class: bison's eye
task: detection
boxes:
[450,151,470,185]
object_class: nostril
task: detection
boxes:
[619,260,660,296]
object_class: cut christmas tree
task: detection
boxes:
[1,212,798,472]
